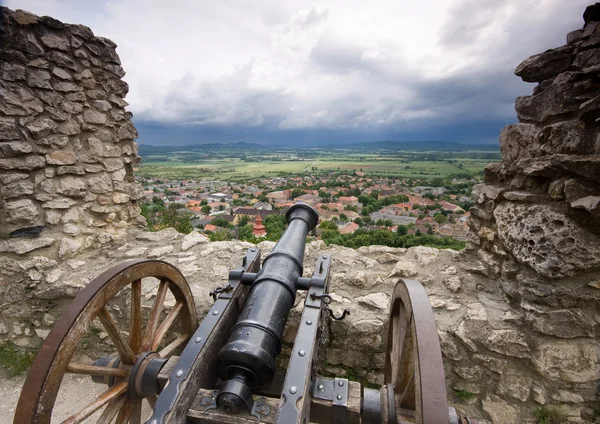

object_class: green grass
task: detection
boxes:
[453,389,476,401]
[534,405,569,424]
[0,343,36,377]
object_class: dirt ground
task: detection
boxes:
[0,371,156,422]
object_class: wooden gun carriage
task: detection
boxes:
[14,203,478,424]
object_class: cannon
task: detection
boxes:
[14,203,478,424]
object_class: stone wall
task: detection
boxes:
[0,7,144,260]
[465,4,600,423]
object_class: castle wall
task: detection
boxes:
[0,7,145,261]
[464,4,600,423]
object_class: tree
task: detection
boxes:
[201,205,211,214]
[209,229,233,241]
[210,217,233,228]
[319,220,338,231]
[291,188,306,199]
[339,213,348,222]
[238,215,249,227]
[434,213,448,224]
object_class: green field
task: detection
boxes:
[137,154,496,181]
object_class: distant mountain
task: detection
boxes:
[138,140,499,155]
[138,142,274,154]
[311,140,499,151]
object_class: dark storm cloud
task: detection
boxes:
[6,0,593,144]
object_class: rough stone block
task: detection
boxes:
[485,329,530,358]
[46,150,77,165]
[5,198,40,225]
[482,394,521,424]
[56,176,87,198]
[496,369,532,401]
[515,73,579,123]
[494,202,600,277]
[27,69,52,89]
[0,116,19,140]
[514,45,572,83]
[0,141,33,157]
[40,33,70,51]
[533,338,600,383]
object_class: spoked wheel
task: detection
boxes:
[384,279,449,424]
[14,260,197,424]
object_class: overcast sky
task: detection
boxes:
[4,0,591,145]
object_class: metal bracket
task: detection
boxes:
[312,376,334,401]
[275,253,332,423]
[332,377,349,424]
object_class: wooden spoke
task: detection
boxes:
[66,363,129,378]
[152,300,183,350]
[97,396,126,424]
[141,279,169,351]
[98,307,137,365]
[61,382,127,424]
[158,333,189,358]
[398,351,416,409]
[130,279,142,354]
[115,398,134,424]
[146,395,157,409]
[130,399,143,424]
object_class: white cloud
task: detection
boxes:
[6,0,591,131]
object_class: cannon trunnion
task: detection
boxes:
[14,203,478,424]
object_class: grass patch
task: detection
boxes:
[453,389,476,401]
[534,405,569,424]
[0,343,36,377]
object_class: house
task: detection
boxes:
[339,222,359,234]
[439,201,465,213]
[254,201,273,211]
[204,224,217,232]
[338,196,359,206]
[294,194,322,204]
[370,211,417,225]
[208,193,232,203]
[266,190,291,201]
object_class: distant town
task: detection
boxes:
[137,170,477,250]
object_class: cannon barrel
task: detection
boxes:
[216,202,319,413]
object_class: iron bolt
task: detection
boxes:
[212,310,219,315]
[323,255,328,259]
[298,350,306,357]
[318,384,324,391]
[195,336,202,343]
[289,386,297,394]
[175,370,183,378]
[306,320,312,325]
[338,380,344,387]
[336,394,342,400]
